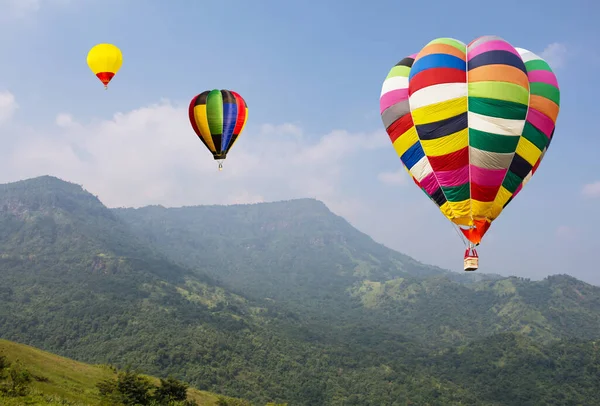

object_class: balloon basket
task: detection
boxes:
[464,257,478,271]
[464,247,479,271]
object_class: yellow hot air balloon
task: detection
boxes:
[86,44,123,90]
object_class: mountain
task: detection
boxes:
[113,199,451,306]
[0,176,459,405]
[113,201,497,335]
[0,339,244,405]
[347,273,600,347]
[1,175,599,405]
[114,200,600,348]
[425,333,600,405]
[3,333,600,406]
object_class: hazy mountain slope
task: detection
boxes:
[114,200,600,347]
[112,201,458,318]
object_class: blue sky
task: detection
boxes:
[0,0,599,284]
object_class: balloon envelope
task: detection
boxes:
[87,43,123,89]
[380,36,560,245]
[188,89,248,160]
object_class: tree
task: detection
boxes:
[0,361,32,396]
[117,369,154,405]
[0,355,9,379]
[154,377,189,403]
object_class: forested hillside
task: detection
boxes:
[116,201,600,347]
[0,176,599,405]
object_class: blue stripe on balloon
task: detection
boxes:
[409,54,466,80]
[401,142,425,169]
[221,103,238,152]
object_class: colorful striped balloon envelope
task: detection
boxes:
[189,89,248,171]
[380,35,560,262]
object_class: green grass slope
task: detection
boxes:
[0,339,243,405]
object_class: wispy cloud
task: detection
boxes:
[541,42,568,69]
[0,0,42,14]
[0,91,17,124]
[582,181,600,198]
[0,0,70,19]
[0,97,389,224]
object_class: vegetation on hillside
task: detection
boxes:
[0,339,247,405]
[115,200,600,348]
[0,176,599,405]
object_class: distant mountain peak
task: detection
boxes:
[0,175,112,224]
[0,175,87,194]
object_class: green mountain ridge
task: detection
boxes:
[0,176,451,404]
[114,194,600,347]
[0,175,599,405]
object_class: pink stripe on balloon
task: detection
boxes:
[408,53,418,59]
[513,184,523,198]
[380,89,408,113]
[527,108,555,138]
[467,40,520,61]
[470,165,507,187]
[435,165,469,187]
[528,70,559,88]
[420,173,439,196]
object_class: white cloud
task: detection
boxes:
[55,113,75,128]
[582,181,600,198]
[0,0,41,13]
[0,0,70,18]
[541,42,568,69]
[3,94,594,283]
[0,100,389,224]
[0,91,17,124]
[377,169,407,186]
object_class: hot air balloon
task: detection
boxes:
[380,36,560,271]
[188,89,248,170]
[86,44,123,89]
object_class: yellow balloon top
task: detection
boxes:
[86,43,123,89]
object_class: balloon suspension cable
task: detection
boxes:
[451,223,469,247]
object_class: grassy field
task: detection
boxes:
[0,339,240,405]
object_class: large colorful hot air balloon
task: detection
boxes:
[188,89,248,170]
[380,36,560,271]
[86,44,123,90]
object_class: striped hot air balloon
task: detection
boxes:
[189,89,248,170]
[379,36,560,271]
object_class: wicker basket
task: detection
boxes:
[464,256,479,271]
